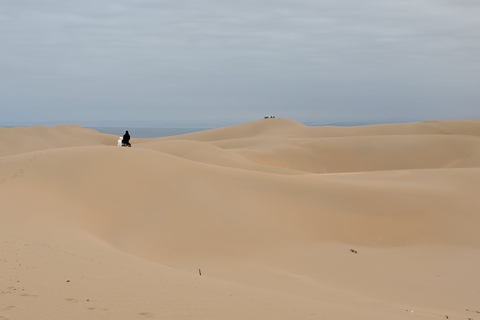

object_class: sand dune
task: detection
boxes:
[138,118,480,173]
[0,125,116,157]
[1,118,480,319]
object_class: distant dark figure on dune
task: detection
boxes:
[122,131,131,147]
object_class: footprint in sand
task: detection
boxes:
[66,298,78,302]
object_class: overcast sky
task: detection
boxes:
[1,0,479,127]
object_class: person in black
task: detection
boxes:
[122,130,131,147]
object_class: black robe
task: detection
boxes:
[122,131,130,145]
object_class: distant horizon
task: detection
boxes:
[2,116,478,130]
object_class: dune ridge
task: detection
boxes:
[1,118,480,319]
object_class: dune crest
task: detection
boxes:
[0,124,115,156]
[136,118,480,173]
[1,119,480,319]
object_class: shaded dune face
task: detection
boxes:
[3,147,480,255]
[1,118,480,318]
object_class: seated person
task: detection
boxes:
[122,131,131,147]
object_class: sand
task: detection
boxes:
[1,118,480,319]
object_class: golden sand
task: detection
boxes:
[1,118,480,319]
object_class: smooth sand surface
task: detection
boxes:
[1,118,480,319]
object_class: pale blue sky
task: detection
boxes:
[1,0,479,127]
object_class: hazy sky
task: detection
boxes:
[1,0,479,127]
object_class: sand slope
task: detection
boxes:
[1,119,480,319]
[0,125,116,157]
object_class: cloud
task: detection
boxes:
[1,0,479,125]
